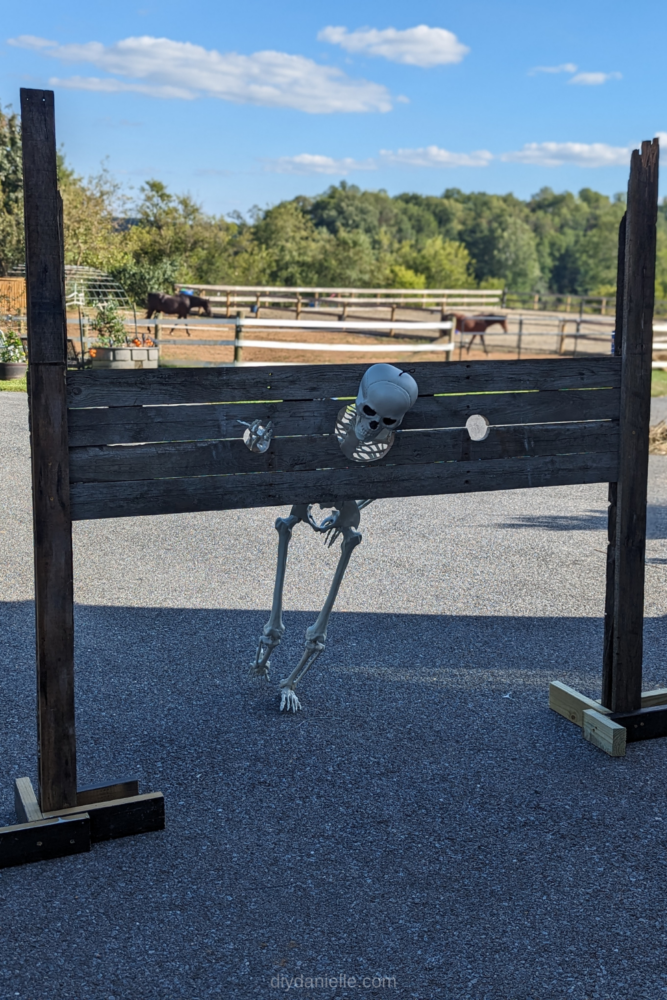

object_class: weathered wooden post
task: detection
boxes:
[601,212,627,709]
[21,89,78,813]
[602,140,659,712]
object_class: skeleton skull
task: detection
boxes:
[354,363,419,443]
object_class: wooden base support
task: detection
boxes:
[43,792,164,842]
[583,709,626,756]
[610,705,667,742]
[2,776,164,868]
[0,814,90,869]
[549,681,667,756]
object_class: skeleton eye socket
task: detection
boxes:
[382,416,397,426]
[362,404,377,417]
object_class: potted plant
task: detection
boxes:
[0,328,27,380]
[88,301,158,370]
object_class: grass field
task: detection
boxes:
[0,376,27,392]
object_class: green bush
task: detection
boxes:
[91,301,127,347]
[0,328,26,361]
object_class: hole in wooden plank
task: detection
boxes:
[466,414,490,441]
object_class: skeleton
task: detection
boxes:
[238,418,274,454]
[248,364,419,712]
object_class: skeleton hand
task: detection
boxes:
[238,419,274,454]
[279,683,302,713]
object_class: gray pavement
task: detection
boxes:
[652,395,667,425]
[3,390,667,1000]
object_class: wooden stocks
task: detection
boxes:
[21,89,77,811]
[602,140,659,712]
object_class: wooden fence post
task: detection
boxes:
[601,212,626,708]
[21,88,77,812]
[605,140,659,713]
[234,311,243,365]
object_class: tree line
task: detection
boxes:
[2,102,667,303]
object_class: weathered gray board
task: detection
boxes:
[67,357,621,521]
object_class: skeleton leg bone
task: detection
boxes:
[279,512,362,712]
[250,504,308,680]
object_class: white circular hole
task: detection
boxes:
[466,414,490,442]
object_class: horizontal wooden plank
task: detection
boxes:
[0,814,91,869]
[70,451,618,521]
[68,387,620,448]
[638,687,667,708]
[77,778,140,807]
[43,791,165,842]
[609,705,667,742]
[67,357,621,408]
[549,681,611,727]
[69,421,618,485]
[548,681,667,727]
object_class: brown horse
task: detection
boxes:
[146,292,190,320]
[445,313,508,354]
[146,292,213,337]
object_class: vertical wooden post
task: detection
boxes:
[604,140,659,713]
[601,212,626,708]
[21,89,77,811]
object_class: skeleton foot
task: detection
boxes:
[279,683,302,713]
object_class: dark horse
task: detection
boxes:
[146,292,212,318]
[445,313,508,354]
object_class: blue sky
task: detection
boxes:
[1,0,665,216]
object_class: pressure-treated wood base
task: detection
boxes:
[549,681,667,756]
[0,777,164,869]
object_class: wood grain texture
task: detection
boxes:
[31,366,77,813]
[0,814,90,869]
[601,212,627,708]
[582,709,626,756]
[43,792,165,842]
[22,87,77,813]
[610,705,667,742]
[548,681,611,728]
[70,450,618,521]
[611,141,659,713]
[69,421,618,485]
[67,387,621,448]
[77,779,140,807]
[20,90,67,366]
[67,357,622,409]
[14,777,43,824]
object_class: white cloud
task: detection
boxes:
[264,145,492,173]
[569,71,622,86]
[9,34,392,114]
[502,141,631,167]
[380,145,492,167]
[529,63,578,75]
[655,132,667,147]
[318,25,469,67]
[265,154,377,175]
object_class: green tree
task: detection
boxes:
[0,103,23,275]
[405,236,474,288]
